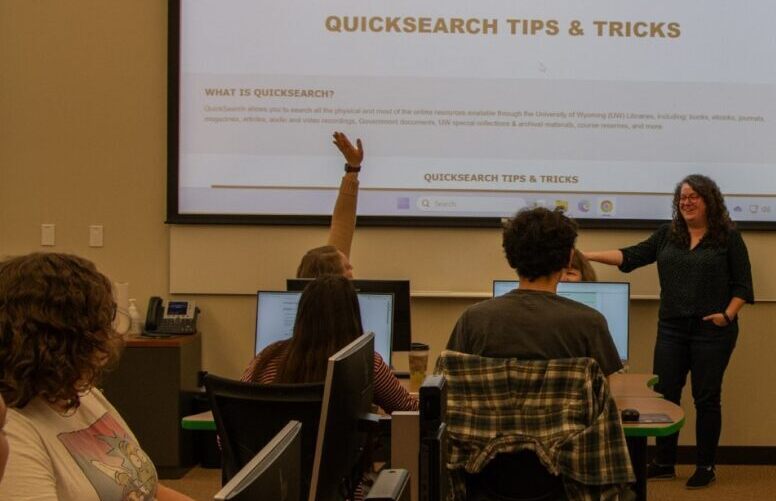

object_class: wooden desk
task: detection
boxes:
[102,333,202,478]
[608,373,660,398]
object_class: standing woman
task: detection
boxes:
[585,174,753,489]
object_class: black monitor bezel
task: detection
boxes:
[308,333,375,501]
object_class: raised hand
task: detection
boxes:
[332,131,364,168]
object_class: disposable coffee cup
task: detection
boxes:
[409,342,430,390]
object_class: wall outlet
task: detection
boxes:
[41,224,55,246]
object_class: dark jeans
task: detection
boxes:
[653,317,738,467]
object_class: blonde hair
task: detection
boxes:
[296,245,344,278]
[570,249,597,281]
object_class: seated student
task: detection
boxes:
[297,130,363,279]
[243,275,417,413]
[562,248,598,282]
[0,253,193,501]
[447,207,622,377]
[444,208,632,499]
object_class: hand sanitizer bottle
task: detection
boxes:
[128,298,143,335]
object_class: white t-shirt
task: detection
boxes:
[0,388,158,501]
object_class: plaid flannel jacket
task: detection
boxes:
[437,351,635,501]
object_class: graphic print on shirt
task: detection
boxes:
[58,412,157,501]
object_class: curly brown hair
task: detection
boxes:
[671,174,734,247]
[502,207,578,280]
[0,253,122,411]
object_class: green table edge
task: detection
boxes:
[624,416,685,438]
[181,417,217,431]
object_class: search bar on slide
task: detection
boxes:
[416,196,526,213]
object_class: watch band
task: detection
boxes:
[722,311,732,324]
[345,163,361,173]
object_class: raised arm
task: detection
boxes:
[584,250,624,267]
[327,131,364,257]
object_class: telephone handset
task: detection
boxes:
[144,296,199,336]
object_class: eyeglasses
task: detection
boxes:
[679,194,701,204]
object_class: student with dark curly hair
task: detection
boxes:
[0,253,193,501]
[585,174,754,489]
[446,207,622,376]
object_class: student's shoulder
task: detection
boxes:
[461,294,520,317]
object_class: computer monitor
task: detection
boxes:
[308,333,375,501]
[214,420,302,501]
[492,280,630,361]
[288,279,411,352]
[255,290,393,365]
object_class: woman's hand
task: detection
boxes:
[332,131,363,168]
[702,313,730,327]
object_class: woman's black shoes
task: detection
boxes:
[686,466,716,489]
[646,462,676,480]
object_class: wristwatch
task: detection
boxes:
[722,311,732,324]
[345,164,361,173]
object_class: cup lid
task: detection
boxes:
[410,342,429,351]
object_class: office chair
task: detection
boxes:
[437,351,634,501]
[203,374,324,498]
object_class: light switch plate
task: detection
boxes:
[41,224,55,246]
[89,225,104,247]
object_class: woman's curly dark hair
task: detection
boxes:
[671,174,734,247]
[502,207,578,280]
[0,253,122,411]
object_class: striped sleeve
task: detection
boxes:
[372,353,419,413]
[240,352,281,384]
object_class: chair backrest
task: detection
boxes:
[437,351,630,501]
[203,374,324,498]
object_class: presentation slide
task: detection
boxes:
[174,0,776,223]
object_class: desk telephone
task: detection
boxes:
[144,296,199,336]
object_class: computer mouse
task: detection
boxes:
[621,408,640,422]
